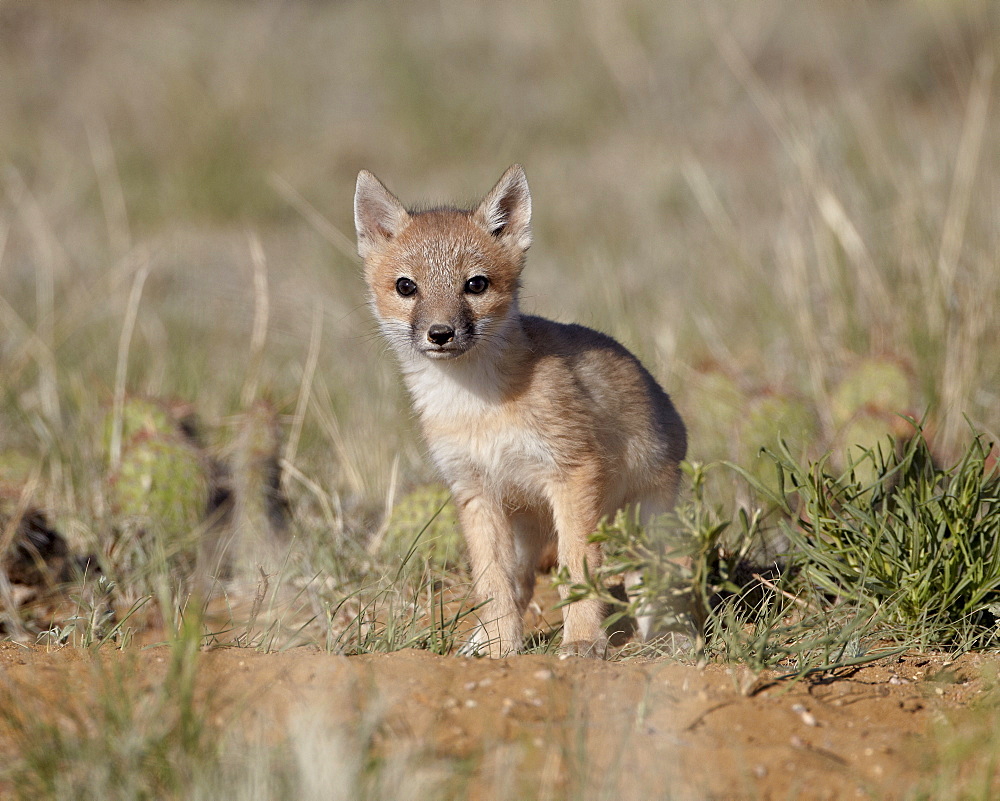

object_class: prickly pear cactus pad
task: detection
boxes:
[107,432,211,536]
[832,358,913,426]
[104,397,182,450]
[382,485,463,570]
[740,394,818,491]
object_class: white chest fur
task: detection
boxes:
[402,357,556,500]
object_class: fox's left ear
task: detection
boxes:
[474,164,532,253]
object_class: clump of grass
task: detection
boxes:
[757,429,1000,650]
[322,572,479,656]
[0,612,215,800]
[319,516,482,656]
[97,397,219,631]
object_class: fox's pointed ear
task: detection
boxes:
[474,164,532,252]
[354,170,410,260]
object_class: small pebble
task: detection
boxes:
[792,703,818,727]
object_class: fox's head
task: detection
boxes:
[354,165,532,362]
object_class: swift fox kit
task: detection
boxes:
[354,165,686,657]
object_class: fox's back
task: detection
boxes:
[518,315,685,465]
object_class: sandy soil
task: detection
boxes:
[1,639,993,800]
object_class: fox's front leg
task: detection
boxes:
[454,488,522,658]
[549,473,607,657]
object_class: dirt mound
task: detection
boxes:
[1,643,990,799]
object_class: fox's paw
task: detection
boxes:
[557,638,608,660]
[643,630,699,657]
[456,636,486,658]
[457,625,520,658]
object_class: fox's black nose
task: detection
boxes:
[427,324,455,346]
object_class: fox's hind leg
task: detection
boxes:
[628,496,674,642]
[627,473,696,649]
[510,509,552,615]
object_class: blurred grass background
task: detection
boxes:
[0,1,998,633]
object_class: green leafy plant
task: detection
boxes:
[561,428,1000,672]
[571,465,875,671]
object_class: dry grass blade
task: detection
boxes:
[269,173,359,262]
[109,254,151,471]
[240,232,270,409]
[4,171,63,425]
[85,114,131,259]
[938,54,996,453]
[283,297,323,481]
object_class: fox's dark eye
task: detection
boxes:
[395,277,417,297]
[464,275,489,295]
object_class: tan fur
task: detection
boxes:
[355,165,687,657]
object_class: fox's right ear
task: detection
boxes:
[354,170,410,260]
[474,164,532,253]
